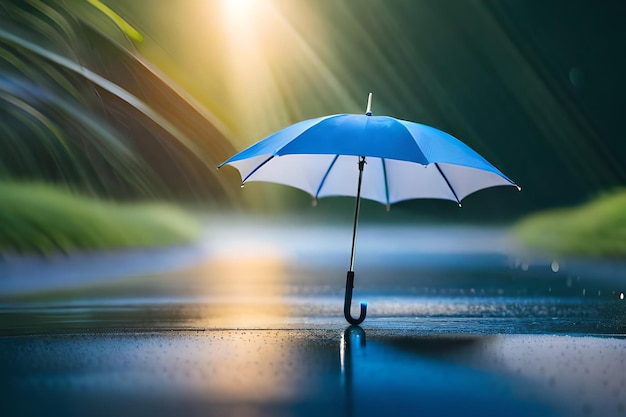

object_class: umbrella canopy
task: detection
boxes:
[219,94,519,325]
[220,113,518,208]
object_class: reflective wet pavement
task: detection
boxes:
[1,330,625,417]
[1,224,625,416]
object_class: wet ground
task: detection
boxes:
[1,222,625,416]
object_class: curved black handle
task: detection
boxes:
[344,271,367,325]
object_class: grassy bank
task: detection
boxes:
[513,189,626,257]
[0,183,201,254]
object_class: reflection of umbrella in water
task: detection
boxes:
[338,327,555,416]
[219,94,519,325]
[341,326,365,417]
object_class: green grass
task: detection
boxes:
[0,182,201,254]
[513,189,626,257]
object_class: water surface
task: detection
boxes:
[1,224,625,416]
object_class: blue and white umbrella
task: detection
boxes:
[219,94,519,325]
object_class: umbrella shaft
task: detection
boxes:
[349,156,366,272]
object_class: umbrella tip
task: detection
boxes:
[241,184,245,189]
[386,204,390,212]
[365,93,373,116]
[458,203,462,208]
[312,198,318,207]
[516,185,522,192]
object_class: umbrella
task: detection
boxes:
[218,94,519,325]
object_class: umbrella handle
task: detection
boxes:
[344,271,367,325]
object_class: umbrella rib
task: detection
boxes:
[242,155,275,183]
[314,155,340,199]
[434,163,461,206]
[382,158,390,209]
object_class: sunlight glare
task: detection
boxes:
[198,238,289,327]
[221,0,260,33]
[212,0,356,147]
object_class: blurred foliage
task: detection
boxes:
[0,182,200,254]
[514,189,626,257]
[0,0,237,202]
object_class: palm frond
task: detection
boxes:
[0,0,238,203]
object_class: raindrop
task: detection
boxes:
[551,261,560,273]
